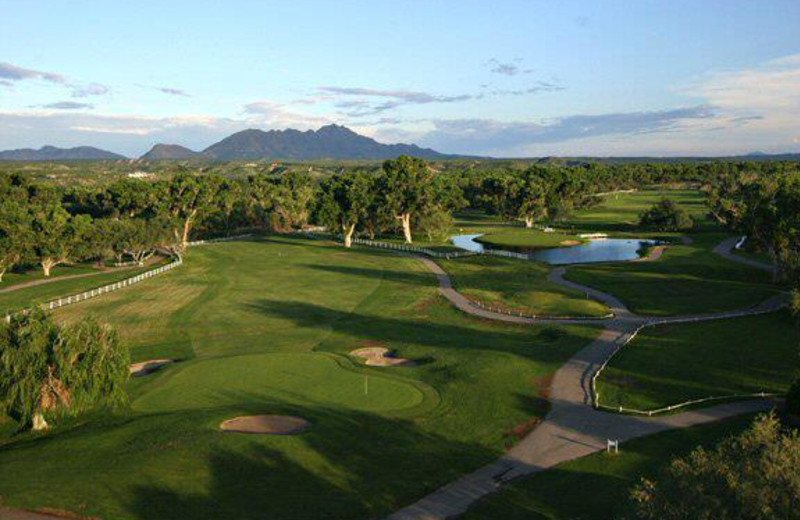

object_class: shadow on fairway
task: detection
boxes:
[126,404,497,520]
[244,298,588,365]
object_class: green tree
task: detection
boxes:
[639,198,694,231]
[625,413,800,520]
[318,171,375,247]
[380,156,459,243]
[28,195,93,276]
[159,173,226,247]
[0,309,129,431]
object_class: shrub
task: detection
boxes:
[0,309,129,431]
[624,413,800,520]
[638,198,694,231]
[787,377,800,417]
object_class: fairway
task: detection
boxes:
[133,353,426,414]
[0,236,596,520]
[440,255,609,317]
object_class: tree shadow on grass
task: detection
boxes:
[244,298,591,366]
[126,404,499,520]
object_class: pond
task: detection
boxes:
[450,234,658,265]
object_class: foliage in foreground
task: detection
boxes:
[0,309,129,430]
[625,413,800,520]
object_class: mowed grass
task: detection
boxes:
[565,233,780,316]
[475,230,585,250]
[440,255,609,318]
[463,414,754,520]
[597,310,799,410]
[133,353,426,414]
[564,188,711,233]
[0,236,598,520]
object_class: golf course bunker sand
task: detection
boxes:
[559,240,582,246]
[350,347,415,367]
[220,415,311,435]
[129,359,175,377]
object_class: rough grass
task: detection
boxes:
[440,255,609,318]
[597,310,800,410]
[0,236,598,520]
[462,414,755,520]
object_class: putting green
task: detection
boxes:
[133,353,427,414]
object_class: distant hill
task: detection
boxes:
[201,124,452,160]
[140,144,201,160]
[0,145,126,161]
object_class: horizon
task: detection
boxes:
[1,1,799,157]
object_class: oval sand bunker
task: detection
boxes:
[130,359,175,377]
[350,347,414,367]
[220,415,311,435]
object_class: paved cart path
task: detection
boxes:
[387,239,785,520]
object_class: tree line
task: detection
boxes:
[2,156,799,283]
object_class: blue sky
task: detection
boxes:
[1,0,799,157]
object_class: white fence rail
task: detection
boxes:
[3,234,256,323]
[591,305,785,416]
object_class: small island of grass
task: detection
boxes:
[474,229,587,251]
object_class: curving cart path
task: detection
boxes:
[386,238,786,520]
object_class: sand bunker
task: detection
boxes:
[559,240,581,246]
[220,415,311,435]
[129,359,175,377]
[350,347,414,367]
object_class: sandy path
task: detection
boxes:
[385,238,787,520]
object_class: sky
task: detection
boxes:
[1,0,799,158]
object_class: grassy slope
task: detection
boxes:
[440,255,609,318]
[0,263,166,315]
[0,237,598,520]
[463,414,754,520]
[597,310,800,410]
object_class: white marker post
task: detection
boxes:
[607,439,619,454]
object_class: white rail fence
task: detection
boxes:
[3,234,255,323]
[591,304,786,416]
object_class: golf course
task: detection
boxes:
[0,184,795,520]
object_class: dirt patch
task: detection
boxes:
[0,507,101,520]
[220,415,311,435]
[350,347,415,367]
[414,295,439,312]
[129,359,175,377]
[633,245,668,262]
[356,339,387,348]
[559,240,581,246]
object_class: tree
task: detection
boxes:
[639,198,694,231]
[625,413,800,520]
[28,195,93,277]
[379,156,459,243]
[270,172,317,231]
[159,173,226,248]
[787,378,800,417]
[318,171,375,247]
[0,309,129,431]
[0,200,29,283]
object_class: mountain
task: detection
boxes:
[0,145,126,161]
[201,124,451,160]
[140,144,201,160]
